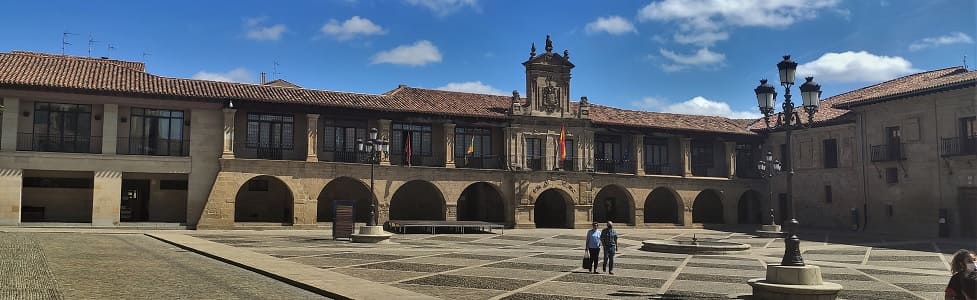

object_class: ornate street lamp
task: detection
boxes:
[754,55,821,266]
[756,151,782,226]
[355,128,389,227]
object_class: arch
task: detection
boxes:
[235,175,293,223]
[692,189,724,224]
[592,184,634,225]
[644,187,682,224]
[534,188,574,228]
[737,190,764,224]
[389,180,446,221]
[317,177,373,223]
[457,182,505,223]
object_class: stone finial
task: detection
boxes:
[512,90,520,101]
[564,49,569,60]
[545,35,553,53]
[530,43,536,59]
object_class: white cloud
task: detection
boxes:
[584,16,638,35]
[371,40,442,66]
[244,17,286,41]
[405,0,478,16]
[638,0,840,46]
[192,68,253,83]
[797,51,920,82]
[659,47,725,72]
[321,16,387,41]
[435,81,505,95]
[908,32,974,51]
[633,96,759,119]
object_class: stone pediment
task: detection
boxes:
[523,52,574,68]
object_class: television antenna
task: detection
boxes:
[106,43,116,58]
[87,34,99,58]
[142,51,152,62]
[61,32,78,55]
[272,61,281,79]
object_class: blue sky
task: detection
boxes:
[1,0,975,119]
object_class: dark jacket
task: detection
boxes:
[600,228,618,248]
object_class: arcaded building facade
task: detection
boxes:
[0,39,972,237]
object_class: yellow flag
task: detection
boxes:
[466,135,475,155]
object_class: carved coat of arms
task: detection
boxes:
[542,85,559,112]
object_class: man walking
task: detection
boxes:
[601,221,619,275]
[585,222,601,273]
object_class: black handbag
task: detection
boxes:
[582,255,592,269]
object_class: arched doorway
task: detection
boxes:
[389,180,446,221]
[692,189,724,224]
[737,190,764,224]
[457,182,505,223]
[235,176,293,223]
[593,185,633,225]
[318,177,373,223]
[644,187,680,224]
[534,189,573,228]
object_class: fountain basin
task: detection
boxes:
[640,239,750,254]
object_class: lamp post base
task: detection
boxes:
[748,264,842,300]
[755,224,783,238]
[351,225,393,243]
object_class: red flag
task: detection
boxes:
[404,132,412,166]
[559,124,567,161]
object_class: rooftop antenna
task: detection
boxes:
[142,51,152,62]
[106,43,115,58]
[964,55,968,70]
[272,61,281,79]
[61,32,77,55]
[87,34,99,58]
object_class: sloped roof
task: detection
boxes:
[0,50,756,135]
[263,79,301,88]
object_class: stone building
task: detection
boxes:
[754,67,977,237]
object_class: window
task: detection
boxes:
[525,137,543,170]
[322,120,366,153]
[159,180,189,190]
[645,139,669,173]
[246,113,294,149]
[595,135,622,161]
[886,204,894,217]
[691,141,714,167]
[391,123,432,156]
[961,117,976,138]
[823,139,838,168]
[455,127,492,158]
[885,167,899,184]
[31,102,93,152]
[735,144,758,177]
[824,185,832,203]
[128,108,186,156]
[562,139,575,170]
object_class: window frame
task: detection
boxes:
[390,123,433,157]
[822,138,838,169]
[245,112,295,150]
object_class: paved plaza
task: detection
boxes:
[1,228,974,299]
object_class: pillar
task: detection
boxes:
[680,138,693,177]
[92,170,122,226]
[633,135,644,175]
[221,108,236,159]
[306,114,319,162]
[0,169,22,225]
[187,108,223,227]
[443,123,456,168]
[725,141,737,179]
[1,97,19,151]
[377,119,392,166]
[504,127,520,170]
[102,104,118,154]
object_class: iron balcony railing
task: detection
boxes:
[332,151,361,163]
[941,136,977,157]
[594,159,634,174]
[525,156,544,171]
[644,163,675,175]
[117,137,189,156]
[455,155,504,169]
[870,143,906,162]
[240,142,295,160]
[17,133,102,154]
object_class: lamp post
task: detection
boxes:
[355,128,389,227]
[756,151,782,226]
[754,55,821,267]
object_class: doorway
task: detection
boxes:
[121,179,150,222]
[960,188,977,238]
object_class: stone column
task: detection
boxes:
[633,135,644,175]
[102,104,118,154]
[377,119,392,166]
[306,114,319,162]
[92,170,122,226]
[1,97,20,151]
[186,108,223,227]
[504,127,520,170]
[0,169,22,225]
[725,141,737,179]
[221,108,236,159]
[443,123,456,168]
[680,138,693,177]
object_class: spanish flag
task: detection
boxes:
[465,135,475,165]
[559,125,567,161]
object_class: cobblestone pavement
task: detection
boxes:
[192,228,976,300]
[0,232,326,300]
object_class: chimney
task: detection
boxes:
[260,72,267,85]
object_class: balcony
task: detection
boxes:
[456,155,504,170]
[238,142,295,160]
[17,133,101,154]
[525,156,543,171]
[644,163,675,175]
[331,151,362,163]
[594,159,634,174]
[941,136,977,157]
[117,137,189,156]
[870,143,906,162]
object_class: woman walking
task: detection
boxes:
[946,249,976,299]
[601,221,619,275]
[584,222,601,273]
